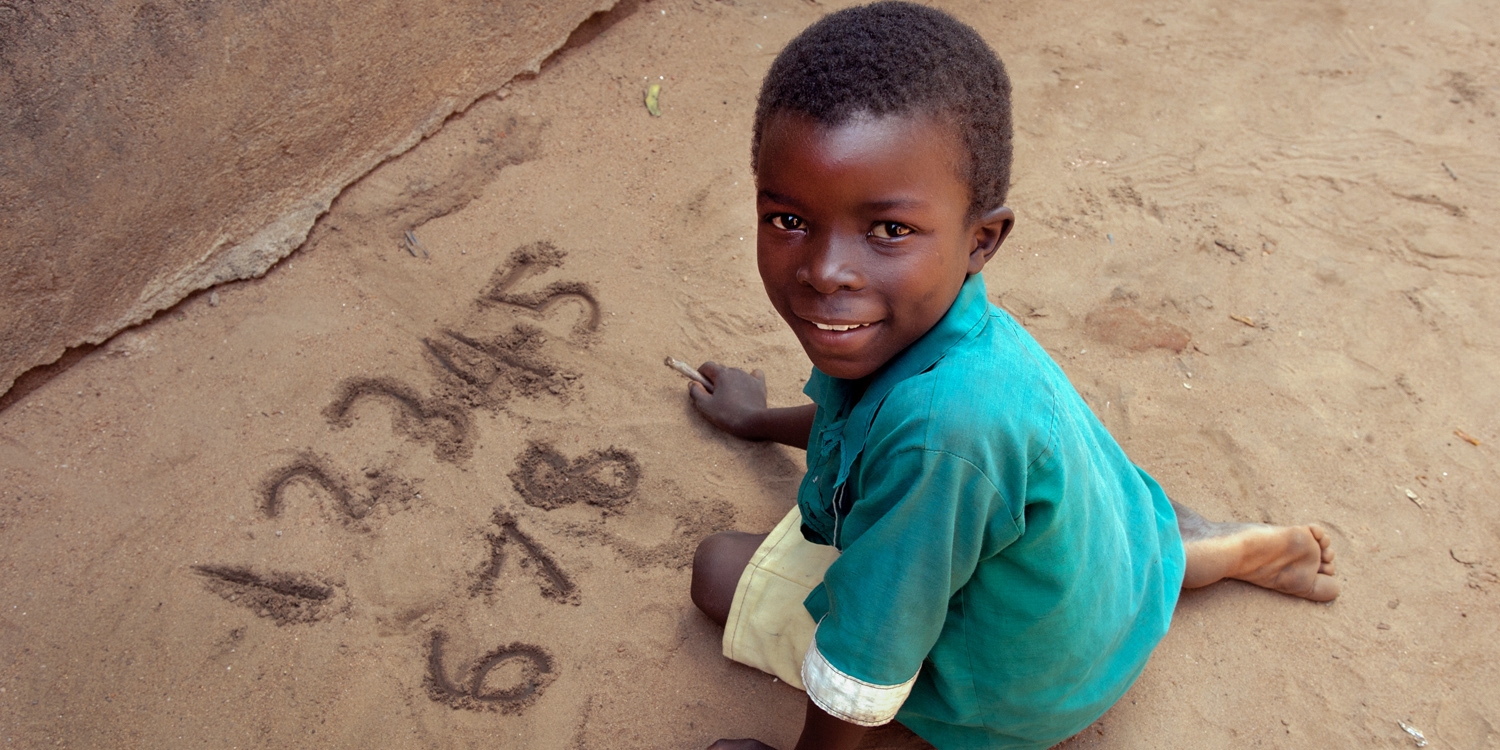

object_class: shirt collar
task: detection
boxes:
[802,272,992,488]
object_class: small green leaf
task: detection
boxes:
[645,83,662,117]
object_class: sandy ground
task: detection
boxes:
[3,0,1498,747]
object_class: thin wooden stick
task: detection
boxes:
[664,357,713,390]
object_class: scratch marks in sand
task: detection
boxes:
[421,242,597,408]
[423,325,575,407]
[481,241,602,335]
[203,241,639,719]
[259,453,420,522]
[510,442,640,512]
[471,511,580,605]
[321,243,604,460]
[260,455,353,518]
[192,564,340,625]
[323,376,473,462]
[424,328,555,385]
[425,630,557,712]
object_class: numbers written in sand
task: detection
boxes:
[259,452,421,523]
[192,564,343,626]
[509,441,641,512]
[481,241,602,336]
[323,377,474,463]
[423,242,599,406]
[425,631,557,713]
[470,510,581,605]
[191,240,616,717]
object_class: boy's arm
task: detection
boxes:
[689,362,815,450]
[708,697,869,750]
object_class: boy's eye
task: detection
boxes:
[870,222,913,239]
[769,214,805,231]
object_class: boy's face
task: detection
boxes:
[755,111,1013,380]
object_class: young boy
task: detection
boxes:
[683,4,1339,749]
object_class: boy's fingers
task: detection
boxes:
[697,361,722,383]
[752,368,765,381]
[691,371,716,394]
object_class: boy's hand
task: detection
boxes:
[707,740,777,750]
[688,362,770,439]
[687,362,816,449]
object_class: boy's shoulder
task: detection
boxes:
[873,303,1065,467]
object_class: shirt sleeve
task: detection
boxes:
[801,441,1015,726]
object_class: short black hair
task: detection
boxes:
[752,2,1013,219]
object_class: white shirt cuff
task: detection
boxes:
[800,627,917,727]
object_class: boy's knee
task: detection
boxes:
[690,533,732,620]
[690,531,763,626]
[691,533,720,577]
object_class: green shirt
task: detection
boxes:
[796,273,1186,749]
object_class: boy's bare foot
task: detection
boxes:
[1175,502,1339,602]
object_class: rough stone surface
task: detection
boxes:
[0,0,613,397]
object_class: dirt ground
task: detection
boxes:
[2,0,1497,747]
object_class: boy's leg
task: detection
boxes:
[1175,501,1340,601]
[691,531,768,626]
[693,509,838,689]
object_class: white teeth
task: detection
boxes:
[814,322,869,332]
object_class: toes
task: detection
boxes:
[1307,574,1340,602]
[1300,527,1338,598]
[1307,525,1335,562]
[1309,524,1330,546]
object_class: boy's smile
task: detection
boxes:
[755,111,1014,380]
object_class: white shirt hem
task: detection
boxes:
[800,626,916,727]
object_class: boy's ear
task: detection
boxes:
[966,206,1015,274]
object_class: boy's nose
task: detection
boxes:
[797,231,864,294]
